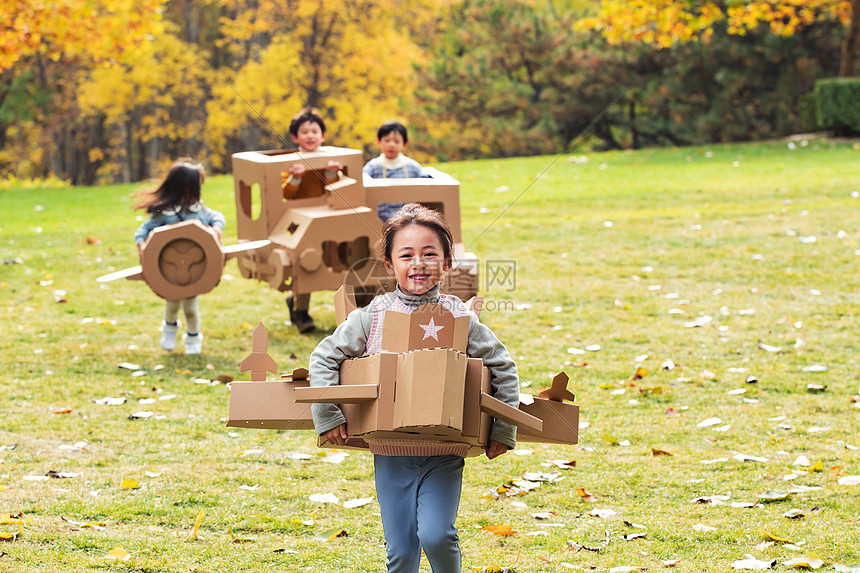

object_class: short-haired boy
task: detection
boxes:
[283,107,343,333]
[285,108,343,190]
[363,121,430,221]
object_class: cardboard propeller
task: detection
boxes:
[97,220,270,301]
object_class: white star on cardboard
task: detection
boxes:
[419,318,445,341]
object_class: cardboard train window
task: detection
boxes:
[321,237,370,272]
[238,181,262,221]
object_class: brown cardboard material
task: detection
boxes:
[226,323,581,451]
[227,379,315,430]
[394,349,467,432]
[239,322,278,381]
[294,384,378,404]
[517,397,579,444]
[228,145,482,323]
[480,393,543,434]
[362,168,463,242]
[539,372,576,402]
[96,220,269,300]
[461,357,491,446]
[232,147,364,240]
[334,284,357,325]
[338,351,398,436]
[380,304,469,354]
[266,204,383,294]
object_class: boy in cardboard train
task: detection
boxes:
[227,203,579,573]
[229,111,479,335]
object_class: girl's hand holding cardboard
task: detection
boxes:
[485,440,509,460]
[323,423,348,446]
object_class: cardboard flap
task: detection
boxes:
[294,384,378,404]
[325,176,364,210]
[239,322,278,380]
[538,372,575,402]
[480,393,543,433]
[381,303,469,353]
[334,284,357,326]
[517,399,579,445]
[466,296,484,319]
[281,367,309,381]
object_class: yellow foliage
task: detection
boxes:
[579,0,852,47]
[206,0,430,166]
[77,32,211,177]
[0,0,166,72]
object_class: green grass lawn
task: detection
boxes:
[2,139,860,572]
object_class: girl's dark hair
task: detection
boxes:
[134,158,205,214]
[377,121,408,143]
[382,203,453,265]
[289,107,326,136]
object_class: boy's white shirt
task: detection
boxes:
[294,145,336,156]
[368,153,409,170]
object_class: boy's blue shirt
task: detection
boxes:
[363,154,430,179]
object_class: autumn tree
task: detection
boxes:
[205,0,439,169]
[0,0,166,182]
[413,0,635,159]
[580,0,859,77]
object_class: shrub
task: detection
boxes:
[814,78,860,135]
[799,93,819,132]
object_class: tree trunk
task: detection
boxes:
[840,0,860,77]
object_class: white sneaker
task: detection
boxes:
[160,322,179,351]
[185,333,203,355]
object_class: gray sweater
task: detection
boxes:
[308,285,520,449]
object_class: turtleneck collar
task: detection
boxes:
[395,284,440,308]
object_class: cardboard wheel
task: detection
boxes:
[140,220,225,300]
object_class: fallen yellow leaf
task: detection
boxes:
[482,524,516,536]
[121,478,139,490]
[315,528,347,542]
[105,547,130,561]
[184,510,205,541]
[228,526,256,543]
[761,529,792,543]
[0,522,23,541]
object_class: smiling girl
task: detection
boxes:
[308,203,520,573]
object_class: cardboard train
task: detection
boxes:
[227,286,580,456]
[230,145,479,304]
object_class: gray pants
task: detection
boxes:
[164,296,200,334]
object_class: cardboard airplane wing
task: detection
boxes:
[226,306,580,455]
[97,220,270,301]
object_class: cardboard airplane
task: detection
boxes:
[97,219,270,301]
[227,287,579,456]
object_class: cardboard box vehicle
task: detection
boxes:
[99,146,478,308]
[96,220,269,301]
[227,288,579,455]
[230,147,479,310]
